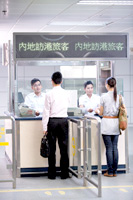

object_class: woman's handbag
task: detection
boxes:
[119,95,127,131]
[40,134,49,158]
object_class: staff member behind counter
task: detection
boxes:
[79,81,100,116]
[24,78,45,116]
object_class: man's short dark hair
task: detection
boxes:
[84,81,93,88]
[51,72,62,84]
[31,78,41,86]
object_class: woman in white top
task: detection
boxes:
[79,81,100,116]
[97,77,126,177]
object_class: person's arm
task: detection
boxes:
[94,96,100,114]
[79,96,87,114]
[99,105,104,116]
[24,95,31,107]
[79,105,88,114]
[42,94,50,134]
[25,95,40,116]
[95,105,103,115]
[79,96,93,113]
[95,96,104,116]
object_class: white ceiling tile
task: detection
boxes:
[0,0,132,46]
[41,25,72,32]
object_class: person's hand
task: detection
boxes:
[79,105,84,108]
[35,111,40,116]
[88,108,93,113]
[43,131,47,135]
[95,108,100,114]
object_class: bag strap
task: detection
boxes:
[119,95,122,108]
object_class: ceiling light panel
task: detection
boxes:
[78,1,133,5]
[50,20,111,26]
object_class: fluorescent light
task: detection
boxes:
[50,21,110,26]
[77,1,133,5]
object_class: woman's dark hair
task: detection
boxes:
[51,71,62,84]
[106,77,117,102]
[84,81,93,89]
[31,78,41,86]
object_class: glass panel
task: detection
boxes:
[61,64,97,101]
[14,60,98,117]
[116,78,123,96]
[60,65,97,78]
[62,78,96,101]
[98,61,111,95]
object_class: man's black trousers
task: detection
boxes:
[47,117,69,178]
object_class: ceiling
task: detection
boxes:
[0,0,133,48]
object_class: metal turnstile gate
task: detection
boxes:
[83,118,102,197]
[68,117,102,197]
[0,116,16,189]
[68,118,84,178]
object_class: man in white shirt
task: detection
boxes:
[42,72,69,180]
[79,81,100,116]
[25,78,45,116]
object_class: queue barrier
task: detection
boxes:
[68,117,102,197]
[68,118,84,178]
[0,116,16,189]
[83,118,102,197]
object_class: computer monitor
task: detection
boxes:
[18,92,24,104]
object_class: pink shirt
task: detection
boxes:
[42,86,69,131]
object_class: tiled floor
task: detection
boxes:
[0,127,133,200]
[0,170,133,200]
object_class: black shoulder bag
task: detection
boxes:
[40,134,49,158]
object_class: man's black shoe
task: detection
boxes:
[48,175,56,180]
[61,174,71,179]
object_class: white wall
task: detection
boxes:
[114,56,133,125]
[0,46,8,116]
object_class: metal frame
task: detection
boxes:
[68,118,84,178]
[97,60,115,96]
[125,128,129,173]
[0,116,16,189]
[13,32,129,62]
[68,117,102,197]
[12,32,129,115]
[16,121,21,178]
[10,32,129,183]
[83,118,102,197]
[8,40,12,112]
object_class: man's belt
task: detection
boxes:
[103,116,118,119]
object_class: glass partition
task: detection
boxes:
[14,60,123,117]
[61,64,97,101]
[116,78,123,96]
[97,61,123,96]
[14,60,98,117]
[98,61,112,95]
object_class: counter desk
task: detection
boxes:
[5,117,60,177]
[5,116,128,177]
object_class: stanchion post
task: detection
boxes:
[68,118,83,178]
[125,128,129,173]
[77,120,81,178]
[97,121,102,197]
[87,120,91,179]
[11,116,16,189]
[83,119,87,186]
